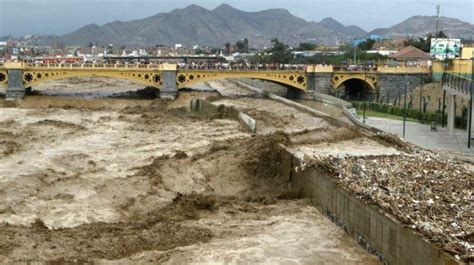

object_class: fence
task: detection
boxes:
[352,101,469,129]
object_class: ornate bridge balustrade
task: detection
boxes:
[18,63,164,88]
[0,62,170,100]
[176,69,308,91]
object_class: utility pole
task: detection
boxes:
[363,69,367,123]
[436,4,440,35]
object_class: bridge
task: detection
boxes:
[442,72,473,137]
[0,62,430,100]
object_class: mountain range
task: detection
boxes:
[12,4,474,48]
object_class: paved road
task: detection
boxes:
[364,117,474,155]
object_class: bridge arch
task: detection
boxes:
[333,74,378,101]
[175,70,308,91]
[20,70,163,88]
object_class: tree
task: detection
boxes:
[404,31,449,52]
[357,39,376,51]
[404,36,431,52]
[243,38,249,53]
[224,42,231,55]
[436,30,448,38]
[194,48,208,55]
[234,41,245,53]
[296,42,317,51]
[267,38,292,64]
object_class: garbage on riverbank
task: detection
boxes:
[311,152,473,262]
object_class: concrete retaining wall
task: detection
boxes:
[190,98,256,133]
[378,74,426,100]
[305,92,353,108]
[268,93,332,118]
[280,150,461,265]
[233,79,370,130]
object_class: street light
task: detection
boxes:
[403,73,409,138]
[353,43,357,65]
[468,57,473,148]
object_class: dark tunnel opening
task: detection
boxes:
[336,79,374,101]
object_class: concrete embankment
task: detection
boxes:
[190,98,257,132]
[279,149,463,265]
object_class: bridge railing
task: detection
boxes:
[24,63,163,70]
[333,65,378,73]
[177,64,307,71]
[442,72,472,97]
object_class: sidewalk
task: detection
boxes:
[364,117,474,155]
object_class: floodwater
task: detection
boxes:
[0,77,381,264]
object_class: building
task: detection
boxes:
[459,46,474,59]
[389,46,433,67]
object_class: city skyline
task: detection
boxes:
[0,0,473,37]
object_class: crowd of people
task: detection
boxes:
[177,62,381,72]
[21,59,382,72]
[177,62,308,71]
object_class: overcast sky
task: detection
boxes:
[0,0,472,37]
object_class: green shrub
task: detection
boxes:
[352,101,467,129]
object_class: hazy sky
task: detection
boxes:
[0,0,472,37]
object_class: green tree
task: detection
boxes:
[194,48,208,55]
[224,42,231,55]
[357,39,376,51]
[234,41,246,53]
[267,38,292,63]
[243,38,249,53]
[404,31,448,52]
[296,42,317,51]
[436,30,448,38]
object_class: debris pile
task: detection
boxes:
[313,152,473,262]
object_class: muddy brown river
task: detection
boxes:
[0,78,381,264]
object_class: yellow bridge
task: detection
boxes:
[0,62,431,100]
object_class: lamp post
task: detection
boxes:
[403,73,408,138]
[442,90,446,127]
[363,102,367,123]
[353,45,357,66]
[468,57,473,148]
[419,74,423,112]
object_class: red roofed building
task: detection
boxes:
[390,46,433,67]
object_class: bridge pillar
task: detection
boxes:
[6,70,25,100]
[160,64,178,100]
[305,73,316,93]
